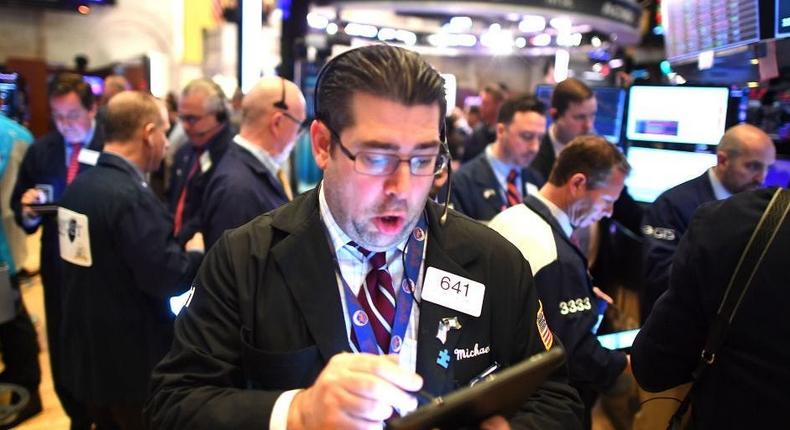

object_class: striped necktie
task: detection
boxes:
[350,242,396,353]
[506,169,522,207]
[66,142,82,185]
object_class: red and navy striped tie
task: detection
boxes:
[351,243,396,353]
[506,169,522,207]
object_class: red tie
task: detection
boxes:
[506,169,522,207]
[351,243,396,353]
[173,149,203,235]
[66,143,82,185]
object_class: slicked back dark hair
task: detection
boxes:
[497,94,547,125]
[551,78,593,119]
[49,72,95,110]
[315,45,447,138]
[548,135,630,189]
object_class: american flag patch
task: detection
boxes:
[536,300,553,351]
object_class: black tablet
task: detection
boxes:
[27,203,59,215]
[386,346,566,430]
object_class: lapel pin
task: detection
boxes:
[436,316,462,344]
[483,189,496,199]
[436,349,451,369]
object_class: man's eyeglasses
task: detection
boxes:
[326,125,449,177]
[273,77,308,131]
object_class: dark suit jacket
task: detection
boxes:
[519,197,626,392]
[461,123,496,163]
[633,187,790,428]
[167,124,234,242]
[58,153,202,403]
[529,134,555,180]
[450,152,545,222]
[9,128,104,381]
[202,142,289,248]
[640,172,716,320]
[145,189,583,429]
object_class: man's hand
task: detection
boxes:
[20,188,45,219]
[479,415,511,430]
[185,232,205,252]
[287,353,422,430]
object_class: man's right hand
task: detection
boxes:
[20,188,45,219]
[287,353,422,430]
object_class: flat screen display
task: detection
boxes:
[625,146,717,203]
[0,72,19,119]
[765,157,790,188]
[777,0,790,39]
[535,84,626,145]
[626,86,729,146]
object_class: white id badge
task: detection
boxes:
[421,267,485,317]
[77,148,100,166]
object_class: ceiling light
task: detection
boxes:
[549,17,572,31]
[519,15,546,33]
[531,33,552,47]
[306,12,329,30]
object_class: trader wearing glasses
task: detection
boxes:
[146,45,582,430]
[201,76,306,248]
[168,78,234,242]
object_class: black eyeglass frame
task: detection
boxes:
[323,122,449,177]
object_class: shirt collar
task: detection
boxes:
[103,151,146,183]
[318,182,407,257]
[534,191,574,238]
[708,167,733,200]
[548,124,564,157]
[233,134,280,178]
[485,144,521,176]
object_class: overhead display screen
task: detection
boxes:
[626,86,729,146]
[778,0,790,38]
[663,0,760,62]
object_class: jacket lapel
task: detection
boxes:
[416,203,479,395]
[235,144,288,201]
[471,156,506,213]
[270,189,350,363]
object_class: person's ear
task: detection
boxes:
[568,172,588,197]
[310,120,331,171]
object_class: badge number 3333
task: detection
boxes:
[559,297,592,315]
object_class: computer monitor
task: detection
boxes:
[765,157,790,188]
[0,72,20,120]
[626,85,729,147]
[534,84,626,145]
[625,146,717,203]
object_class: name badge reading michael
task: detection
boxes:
[77,148,100,166]
[422,267,485,317]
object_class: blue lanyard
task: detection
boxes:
[339,214,428,355]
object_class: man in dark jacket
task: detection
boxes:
[168,78,234,242]
[10,73,104,429]
[632,187,790,428]
[201,76,306,248]
[146,44,583,430]
[58,91,204,429]
[640,124,775,319]
[450,94,546,223]
[490,136,633,428]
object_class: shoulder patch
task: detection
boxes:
[536,300,554,351]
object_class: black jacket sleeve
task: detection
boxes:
[144,232,280,429]
[632,205,711,392]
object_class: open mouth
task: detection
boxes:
[372,215,405,235]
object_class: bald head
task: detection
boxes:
[241,77,305,126]
[239,77,306,158]
[715,124,776,194]
[104,91,164,143]
[103,75,130,104]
